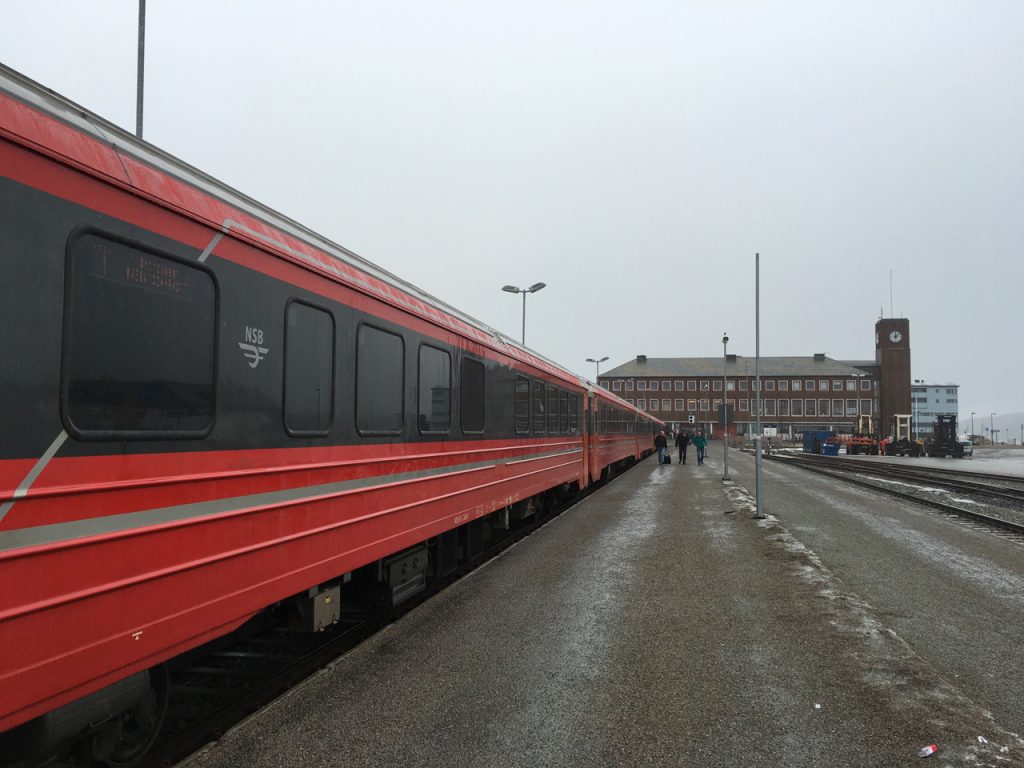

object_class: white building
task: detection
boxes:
[910,380,959,438]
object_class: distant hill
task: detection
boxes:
[968,412,1024,445]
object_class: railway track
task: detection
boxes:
[769,452,1024,544]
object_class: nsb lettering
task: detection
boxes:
[245,327,264,345]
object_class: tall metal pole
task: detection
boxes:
[136,0,146,138]
[971,411,975,442]
[754,253,764,518]
[722,334,730,481]
[521,291,526,345]
[990,412,995,445]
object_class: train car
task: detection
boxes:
[0,64,661,766]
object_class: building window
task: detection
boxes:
[626,398,635,406]
[674,380,684,391]
[687,399,697,411]
[612,380,622,391]
[514,376,530,433]
[285,302,335,436]
[832,399,843,417]
[765,380,776,391]
[804,380,814,391]
[417,344,451,434]
[713,399,722,410]
[726,380,735,391]
[356,325,404,435]
[818,400,829,416]
[675,399,685,411]
[846,399,857,416]
[764,400,776,416]
[600,382,609,390]
[712,380,722,391]
[778,380,789,391]
[700,381,710,391]
[687,380,697,391]
[860,399,871,415]
[739,381,747,391]
[649,381,660,392]
[738,399,748,412]
[805,399,816,417]
[461,358,485,433]
[637,398,647,410]
[637,381,646,391]
[663,399,672,411]
[832,380,843,391]
[699,398,709,411]
[792,380,802,392]
[790,399,802,416]
[778,399,790,416]
[64,233,216,437]
[625,380,634,391]
[846,380,857,391]
[860,380,872,391]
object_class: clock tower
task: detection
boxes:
[875,318,911,434]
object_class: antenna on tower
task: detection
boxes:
[889,269,894,317]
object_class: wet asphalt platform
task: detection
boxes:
[184,452,1022,768]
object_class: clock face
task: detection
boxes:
[889,330,903,343]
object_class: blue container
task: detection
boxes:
[821,444,840,456]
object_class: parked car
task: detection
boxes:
[960,440,974,457]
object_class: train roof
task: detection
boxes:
[0,62,585,387]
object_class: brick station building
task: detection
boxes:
[597,319,912,439]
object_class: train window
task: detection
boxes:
[546,386,558,433]
[460,358,485,433]
[356,325,404,434]
[559,391,569,433]
[63,232,216,437]
[532,381,546,434]
[514,376,530,434]
[418,345,451,433]
[284,301,334,435]
[569,394,579,432]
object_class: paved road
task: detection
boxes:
[184,453,1023,768]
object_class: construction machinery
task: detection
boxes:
[925,414,965,458]
[884,414,923,457]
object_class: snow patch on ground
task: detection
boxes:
[724,477,1024,764]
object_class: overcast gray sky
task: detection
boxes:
[3,1,1022,427]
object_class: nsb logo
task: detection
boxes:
[238,326,269,368]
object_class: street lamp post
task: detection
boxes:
[970,411,975,443]
[990,412,996,446]
[722,334,730,481]
[586,356,609,381]
[501,282,546,345]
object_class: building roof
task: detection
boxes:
[601,355,872,379]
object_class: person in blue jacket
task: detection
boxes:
[692,430,708,465]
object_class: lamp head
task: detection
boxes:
[528,282,546,292]
[502,285,521,294]
[722,334,729,345]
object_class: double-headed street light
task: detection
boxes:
[990,412,996,445]
[586,356,609,380]
[502,282,546,345]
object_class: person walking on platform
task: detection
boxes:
[655,430,668,465]
[675,430,690,464]
[692,429,708,465]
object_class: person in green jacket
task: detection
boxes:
[692,430,708,465]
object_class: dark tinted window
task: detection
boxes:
[418,345,451,433]
[461,358,485,433]
[532,380,546,434]
[569,394,579,432]
[559,391,569,433]
[356,325,404,434]
[546,386,558,433]
[285,302,334,435]
[514,376,530,434]
[64,232,215,436]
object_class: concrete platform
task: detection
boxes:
[184,453,1023,768]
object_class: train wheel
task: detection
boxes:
[96,666,169,768]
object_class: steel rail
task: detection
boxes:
[769,454,1024,537]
